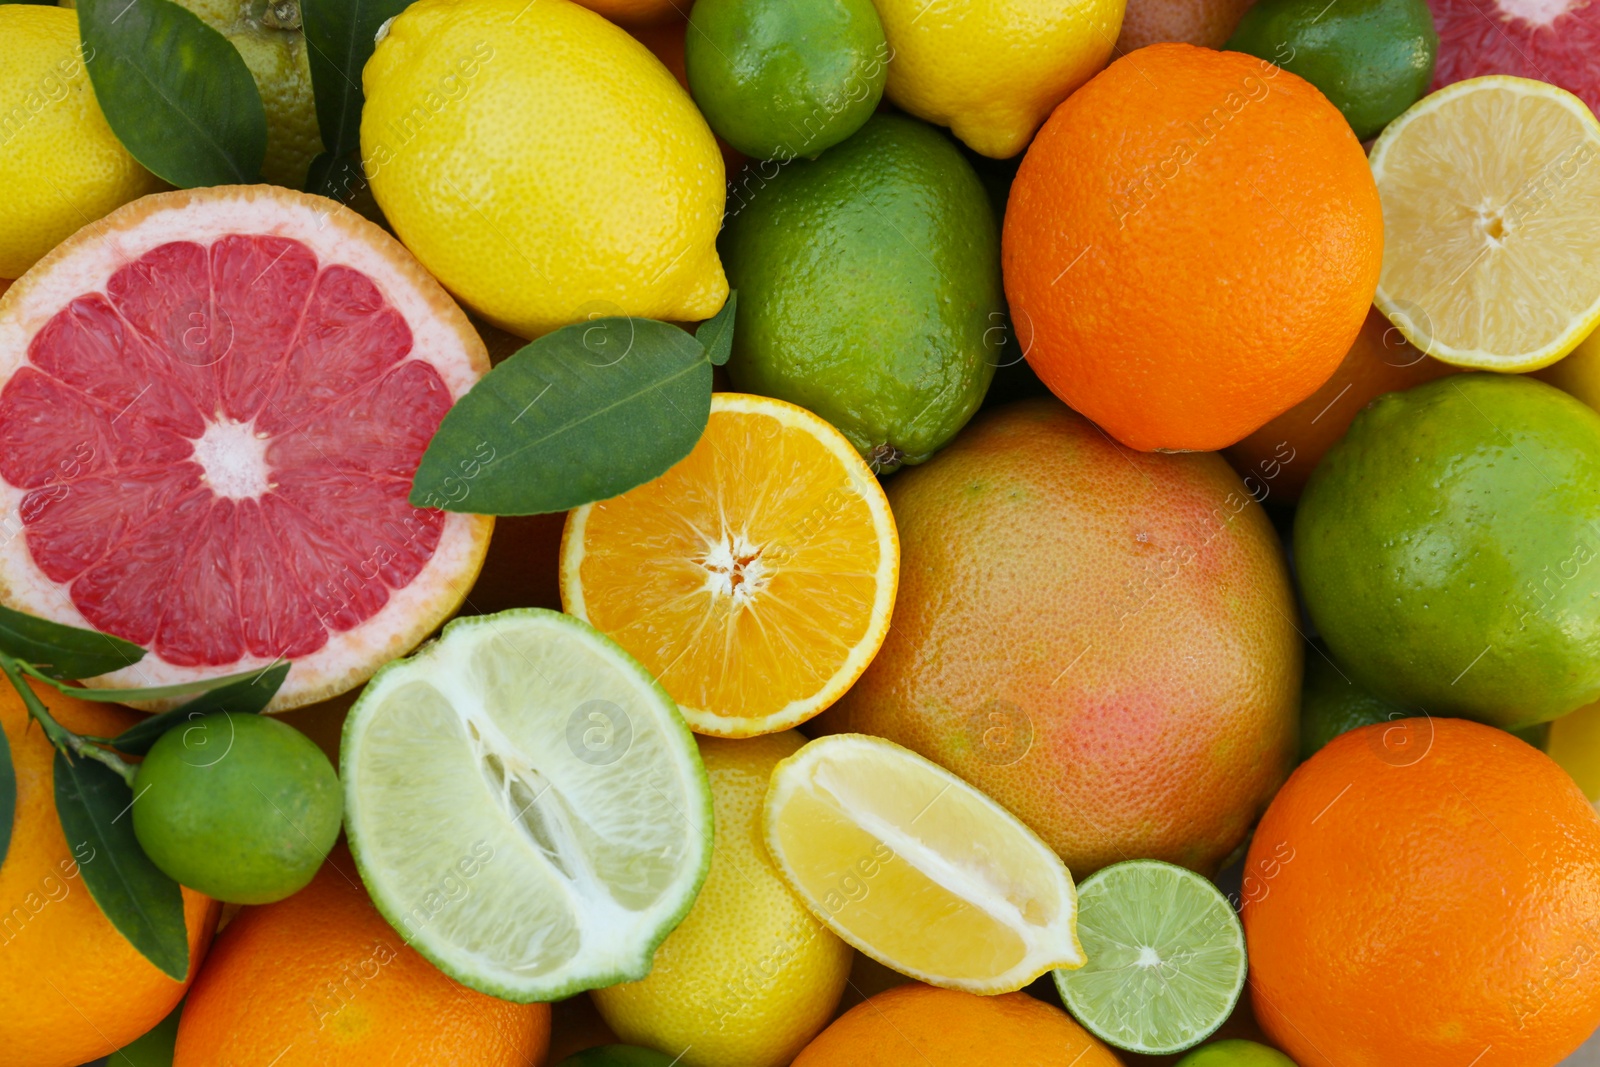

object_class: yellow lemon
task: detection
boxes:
[873,0,1125,158]
[0,6,162,279]
[361,0,728,339]
[1536,322,1600,411]
[1548,699,1600,804]
[592,732,852,1067]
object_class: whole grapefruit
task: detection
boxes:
[827,399,1300,876]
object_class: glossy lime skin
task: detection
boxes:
[1296,374,1600,729]
[1226,0,1436,140]
[722,113,1003,472]
[1177,1039,1299,1066]
[685,0,886,160]
[132,712,343,904]
[554,1047,678,1067]
[1298,644,1406,762]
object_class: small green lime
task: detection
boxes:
[132,712,342,904]
[686,0,886,160]
[1299,643,1406,761]
[722,112,1003,472]
[1176,1038,1299,1067]
[1296,373,1600,729]
[554,1047,679,1067]
[1226,0,1436,140]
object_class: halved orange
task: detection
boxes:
[561,393,898,737]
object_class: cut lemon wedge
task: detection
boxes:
[561,393,898,737]
[1370,76,1600,371]
[763,733,1084,994]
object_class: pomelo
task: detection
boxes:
[823,399,1300,877]
[0,186,492,709]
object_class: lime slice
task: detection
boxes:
[341,608,713,1002]
[1054,859,1247,1054]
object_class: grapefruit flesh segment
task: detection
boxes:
[1429,0,1600,115]
[0,187,490,708]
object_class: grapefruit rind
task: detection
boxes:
[1370,76,1600,372]
[0,186,492,710]
[762,733,1083,995]
[341,608,713,1003]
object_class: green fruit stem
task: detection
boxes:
[0,652,138,787]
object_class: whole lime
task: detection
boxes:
[132,712,343,904]
[1176,1039,1299,1066]
[1299,643,1406,761]
[685,0,886,160]
[554,1047,678,1067]
[722,112,1003,472]
[1296,373,1600,729]
[1226,0,1437,140]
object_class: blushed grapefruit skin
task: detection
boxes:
[0,187,492,709]
[1429,0,1600,115]
[825,399,1300,877]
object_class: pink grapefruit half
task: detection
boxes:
[1429,0,1600,114]
[0,186,492,710]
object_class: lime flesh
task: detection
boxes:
[1054,859,1247,1054]
[341,608,713,1002]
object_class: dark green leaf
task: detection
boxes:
[31,664,273,704]
[300,0,411,198]
[0,725,14,871]
[697,291,737,366]
[0,604,143,680]
[54,751,188,980]
[78,0,267,187]
[411,318,713,515]
[112,662,289,756]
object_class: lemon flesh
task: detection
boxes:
[763,733,1083,994]
[1371,76,1600,370]
[341,609,713,1002]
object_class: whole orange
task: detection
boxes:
[791,983,1121,1066]
[1224,306,1457,503]
[175,847,550,1066]
[1243,718,1600,1067]
[1002,43,1383,452]
[826,399,1300,876]
[0,681,219,1067]
[571,0,679,26]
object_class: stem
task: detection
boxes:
[0,653,138,788]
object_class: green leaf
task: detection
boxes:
[111,662,289,756]
[54,750,188,980]
[78,0,267,188]
[0,604,143,680]
[300,0,412,198]
[29,664,276,704]
[697,291,737,366]
[411,318,713,515]
[0,726,14,871]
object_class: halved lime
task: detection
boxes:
[341,608,713,1002]
[1054,859,1247,1054]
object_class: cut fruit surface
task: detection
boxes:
[0,186,491,708]
[561,393,897,737]
[1370,76,1600,371]
[763,733,1083,994]
[341,608,713,1002]
[1054,859,1247,1055]
[1429,0,1600,117]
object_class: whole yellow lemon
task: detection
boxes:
[592,732,852,1067]
[361,0,728,338]
[874,0,1126,158]
[0,6,162,279]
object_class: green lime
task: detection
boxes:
[1226,0,1436,141]
[132,712,342,905]
[340,608,713,1002]
[554,1047,679,1067]
[685,0,886,160]
[1176,1038,1299,1067]
[1053,859,1247,1054]
[1296,373,1600,729]
[722,112,1003,472]
[107,1000,182,1067]
[1299,643,1407,761]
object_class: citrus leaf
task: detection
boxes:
[697,291,737,366]
[78,0,267,188]
[31,664,274,704]
[300,0,411,198]
[0,604,143,680]
[0,727,14,871]
[411,318,713,515]
[54,750,188,980]
[111,661,289,756]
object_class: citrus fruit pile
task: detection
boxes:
[2,1,1600,1066]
